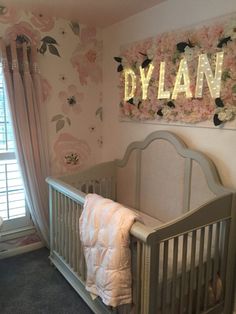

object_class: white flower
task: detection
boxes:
[133,97,141,106]
[162,106,172,118]
[216,106,236,122]
[122,57,130,68]
[146,47,156,60]
[184,46,199,62]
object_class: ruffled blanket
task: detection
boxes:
[79,194,140,307]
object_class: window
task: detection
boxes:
[0,65,31,232]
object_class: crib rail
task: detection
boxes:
[47,176,158,314]
[143,193,234,314]
[47,175,235,314]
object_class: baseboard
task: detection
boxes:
[0,241,44,259]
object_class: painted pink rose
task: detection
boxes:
[5,22,41,46]
[85,49,97,63]
[29,10,55,32]
[53,133,91,174]
[59,85,84,115]
[41,77,52,103]
[0,6,20,24]
[71,42,102,85]
[80,26,97,44]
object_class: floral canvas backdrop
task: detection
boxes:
[116,13,236,127]
[0,4,103,176]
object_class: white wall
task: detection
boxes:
[102,0,236,310]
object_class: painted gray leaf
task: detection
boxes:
[56,119,65,132]
[0,6,6,15]
[95,107,103,121]
[48,44,60,57]
[70,21,80,36]
[51,114,64,122]
[66,117,71,126]
[39,42,47,55]
[41,36,58,45]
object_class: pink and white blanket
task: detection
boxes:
[79,193,140,307]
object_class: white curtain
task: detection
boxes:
[0,39,50,246]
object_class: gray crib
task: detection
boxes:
[46,130,236,314]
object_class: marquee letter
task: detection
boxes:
[139,63,154,100]
[124,68,137,101]
[158,61,171,99]
[172,58,192,99]
[195,52,224,98]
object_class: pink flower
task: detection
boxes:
[0,6,20,24]
[53,133,91,174]
[80,26,97,44]
[59,85,83,115]
[5,22,41,46]
[71,41,102,85]
[85,49,97,63]
[29,10,55,32]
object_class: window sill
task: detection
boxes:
[0,225,36,242]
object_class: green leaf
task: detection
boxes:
[95,107,103,121]
[66,117,71,126]
[56,119,65,132]
[48,44,60,57]
[232,85,236,93]
[41,36,58,45]
[51,114,64,122]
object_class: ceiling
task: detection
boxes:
[3,0,165,28]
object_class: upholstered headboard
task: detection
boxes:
[115,131,229,222]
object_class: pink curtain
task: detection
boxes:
[0,39,50,246]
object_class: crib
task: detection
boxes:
[46,130,236,314]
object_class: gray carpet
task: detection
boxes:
[0,248,94,314]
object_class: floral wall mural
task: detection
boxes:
[0,4,103,177]
[0,4,103,251]
[116,13,236,127]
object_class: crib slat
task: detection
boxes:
[204,224,213,310]
[220,219,230,300]
[62,194,66,258]
[188,230,197,314]
[171,237,178,314]
[213,222,221,292]
[135,240,142,314]
[196,228,205,314]
[76,204,81,276]
[49,187,53,251]
[58,193,62,256]
[73,201,77,271]
[161,240,169,314]
[64,197,69,263]
[68,198,72,267]
[79,203,86,281]
[180,233,188,313]
[54,190,59,252]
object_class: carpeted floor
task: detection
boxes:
[0,248,94,314]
